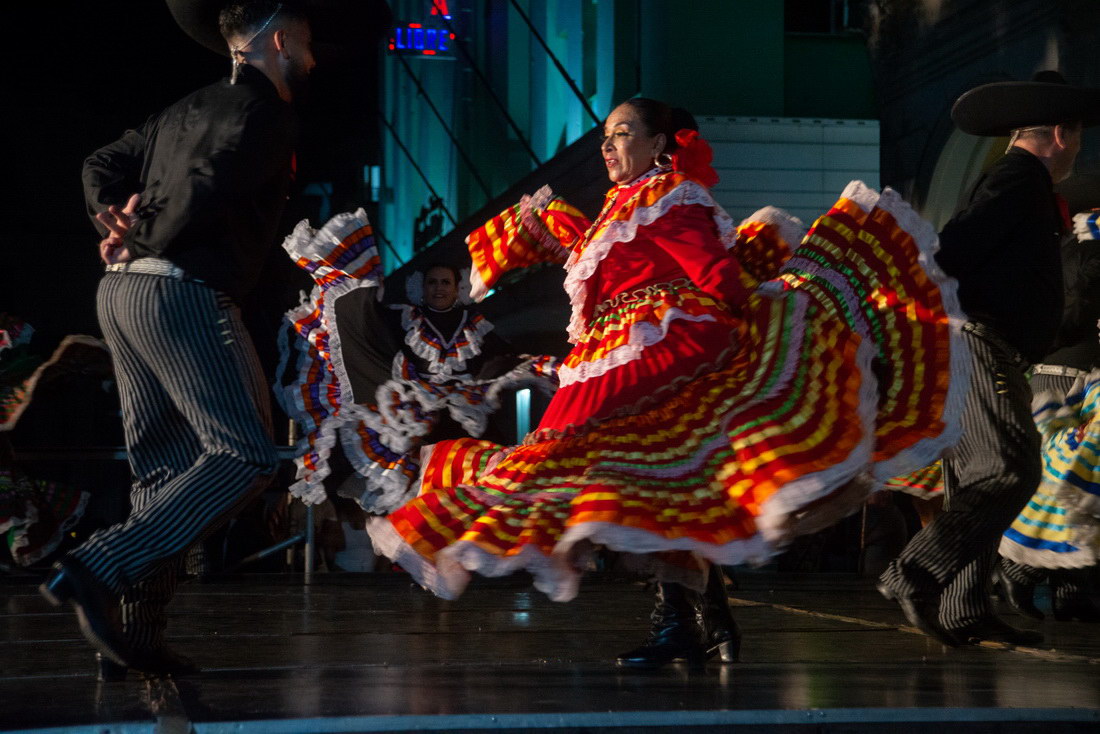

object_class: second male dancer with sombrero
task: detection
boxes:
[879,71,1100,646]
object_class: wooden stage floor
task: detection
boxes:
[1,571,1098,733]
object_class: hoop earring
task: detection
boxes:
[653,152,673,171]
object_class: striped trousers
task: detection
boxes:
[1001,558,1090,602]
[879,324,1042,629]
[72,271,277,649]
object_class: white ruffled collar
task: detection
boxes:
[399,305,493,377]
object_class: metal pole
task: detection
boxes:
[378,112,459,227]
[227,532,307,572]
[858,503,868,574]
[396,55,494,200]
[304,503,315,584]
[508,0,601,126]
[429,0,542,166]
[372,224,406,268]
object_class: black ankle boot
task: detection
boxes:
[96,647,200,681]
[995,565,1043,620]
[1052,596,1100,622]
[40,557,132,667]
[695,568,742,663]
[616,582,705,670]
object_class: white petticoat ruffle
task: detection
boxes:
[557,308,717,388]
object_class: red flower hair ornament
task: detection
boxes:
[671,129,719,188]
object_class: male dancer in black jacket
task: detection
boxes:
[879,71,1100,646]
[38,1,314,678]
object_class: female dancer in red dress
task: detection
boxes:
[369,99,969,669]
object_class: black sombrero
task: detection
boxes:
[166,0,393,59]
[951,70,1100,137]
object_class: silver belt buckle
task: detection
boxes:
[1033,364,1088,379]
[105,258,188,280]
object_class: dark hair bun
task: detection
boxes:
[670,107,698,135]
[618,98,697,152]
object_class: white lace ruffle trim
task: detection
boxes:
[739,206,806,250]
[999,529,1099,570]
[853,182,972,483]
[399,306,494,378]
[557,308,717,388]
[334,355,558,513]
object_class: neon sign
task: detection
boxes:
[390,23,455,57]
[389,1,455,57]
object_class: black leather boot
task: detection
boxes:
[1051,569,1100,622]
[994,565,1043,620]
[39,557,133,667]
[947,615,1043,645]
[616,582,705,670]
[96,648,201,681]
[695,567,742,663]
[1052,596,1100,622]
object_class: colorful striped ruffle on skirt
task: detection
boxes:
[1000,370,1100,569]
[277,209,385,506]
[336,354,561,513]
[884,461,944,499]
[369,181,969,601]
[278,210,561,512]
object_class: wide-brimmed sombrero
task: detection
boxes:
[951,70,1100,137]
[166,0,393,60]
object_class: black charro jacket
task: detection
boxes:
[936,148,1065,364]
[82,65,297,300]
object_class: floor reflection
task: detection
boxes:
[3,571,1097,730]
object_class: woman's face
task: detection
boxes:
[424,266,460,310]
[601,103,666,184]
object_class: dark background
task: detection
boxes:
[2,2,387,558]
[4,2,383,361]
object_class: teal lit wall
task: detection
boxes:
[378,0,879,273]
[380,0,626,273]
[784,34,877,119]
[638,0,785,116]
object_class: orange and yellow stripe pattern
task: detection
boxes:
[466,196,589,300]
[373,183,965,599]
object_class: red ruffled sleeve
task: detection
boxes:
[466,191,591,301]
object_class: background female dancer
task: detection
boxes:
[279,216,558,514]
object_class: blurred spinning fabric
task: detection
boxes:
[368,168,969,601]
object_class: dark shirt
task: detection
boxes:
[82,65,297,300]
[333,296,515,405]
[1042,230,1100,370]
[331,288,402,404]
[936,148,1065,363]
[409,308,517,381]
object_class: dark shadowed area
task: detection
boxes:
[5,2,382,367]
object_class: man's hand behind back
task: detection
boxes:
[96,193,141,265]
